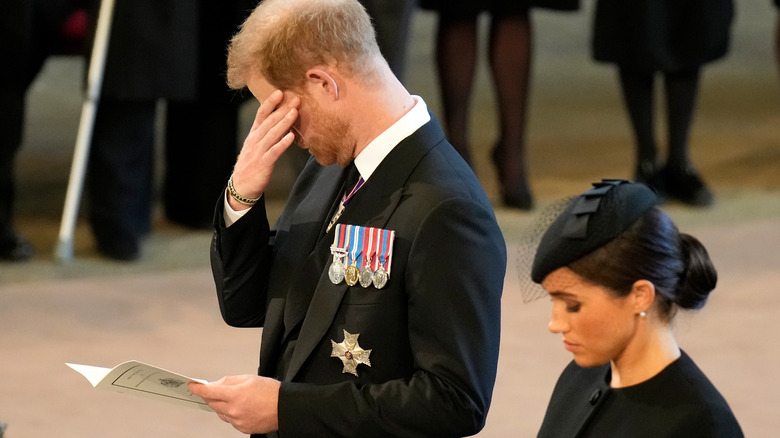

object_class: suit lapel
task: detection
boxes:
[279,164,351,340]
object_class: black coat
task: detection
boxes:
[592,0,734,72]
[538,351,744,437]
[210,116,506,437]
[95,0,254,100]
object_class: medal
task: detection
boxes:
[328,251,346,284]
[372,228,394,289]
[345,260,359,286]
[330,329,372,377]
[359,226,376,288]
[359,261,374,288]
[345,225,360,286]
[327,223,395,289]
[328,225,349,285]
[373,266,388,289]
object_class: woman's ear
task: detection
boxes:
[306,68,339,99]
[630,279,656,315]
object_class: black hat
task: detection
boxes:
[531,179,658,283]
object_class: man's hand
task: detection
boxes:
[189,375,281,434]
[229,89,300,211]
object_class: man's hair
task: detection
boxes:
[227,0,381,90]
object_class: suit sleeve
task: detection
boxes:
[277,196,506,437]
[210,197,274,328]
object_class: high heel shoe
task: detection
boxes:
[492,144,534,210]
[662,164,715,207]
[634,159,667,203]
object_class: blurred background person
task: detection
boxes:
[0,0,88,261]
[592,0,734,207]
[87,0,253,260]
[163,1,255,230]
[359,0,417,82]
[418,0,580,210]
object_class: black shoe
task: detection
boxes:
[663,165,715,207]
[634,160,667,202]
[0,233,33,262]
[492,143,534,210]
[97,238,140,261]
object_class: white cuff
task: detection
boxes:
[223,190,253,227]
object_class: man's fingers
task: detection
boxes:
[252,90,284,129]
[246,106,297,152]
[264,108,298,147]
[188,378,228,401]
[263,132,295,165]
[251,89,294,133]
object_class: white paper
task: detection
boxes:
[67,360,212,412]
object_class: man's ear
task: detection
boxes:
[630,279,656,315]
[306,68,339,99]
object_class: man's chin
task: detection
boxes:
[312,153,334,166]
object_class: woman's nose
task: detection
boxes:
[548,306,568,334]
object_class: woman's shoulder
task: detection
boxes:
[651,351,744,436]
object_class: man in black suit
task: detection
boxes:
[189,0,506,436]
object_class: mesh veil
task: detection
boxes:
[515,197,573,303]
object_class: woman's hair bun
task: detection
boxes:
[674,233,717,310]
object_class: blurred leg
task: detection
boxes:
[664,69,699,170]
[662,69,713,206]
[88,99,156,260]
[434,12,479,163]
[0,0,67,261]
[488,11,533,209]
[617,65,662,193]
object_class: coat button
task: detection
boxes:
[589,389,602,405]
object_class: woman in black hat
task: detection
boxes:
[530,179,742,437]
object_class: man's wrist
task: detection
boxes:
[228,175,261,205]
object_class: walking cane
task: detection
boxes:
[54,0,115,262]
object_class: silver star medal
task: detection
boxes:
[328,247,347,285]
[330,330,372,376]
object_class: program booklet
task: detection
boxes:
[66,360,212,412]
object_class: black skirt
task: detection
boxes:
[592,0,734,72]
[418,0,580,14]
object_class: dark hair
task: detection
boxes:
[568,208,717,321]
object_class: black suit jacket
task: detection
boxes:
[210,117,506,437]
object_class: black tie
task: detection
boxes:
[343,162,361,196]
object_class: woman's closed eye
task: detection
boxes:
[565,301,581,313]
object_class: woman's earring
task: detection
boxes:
[639,311,647,318]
